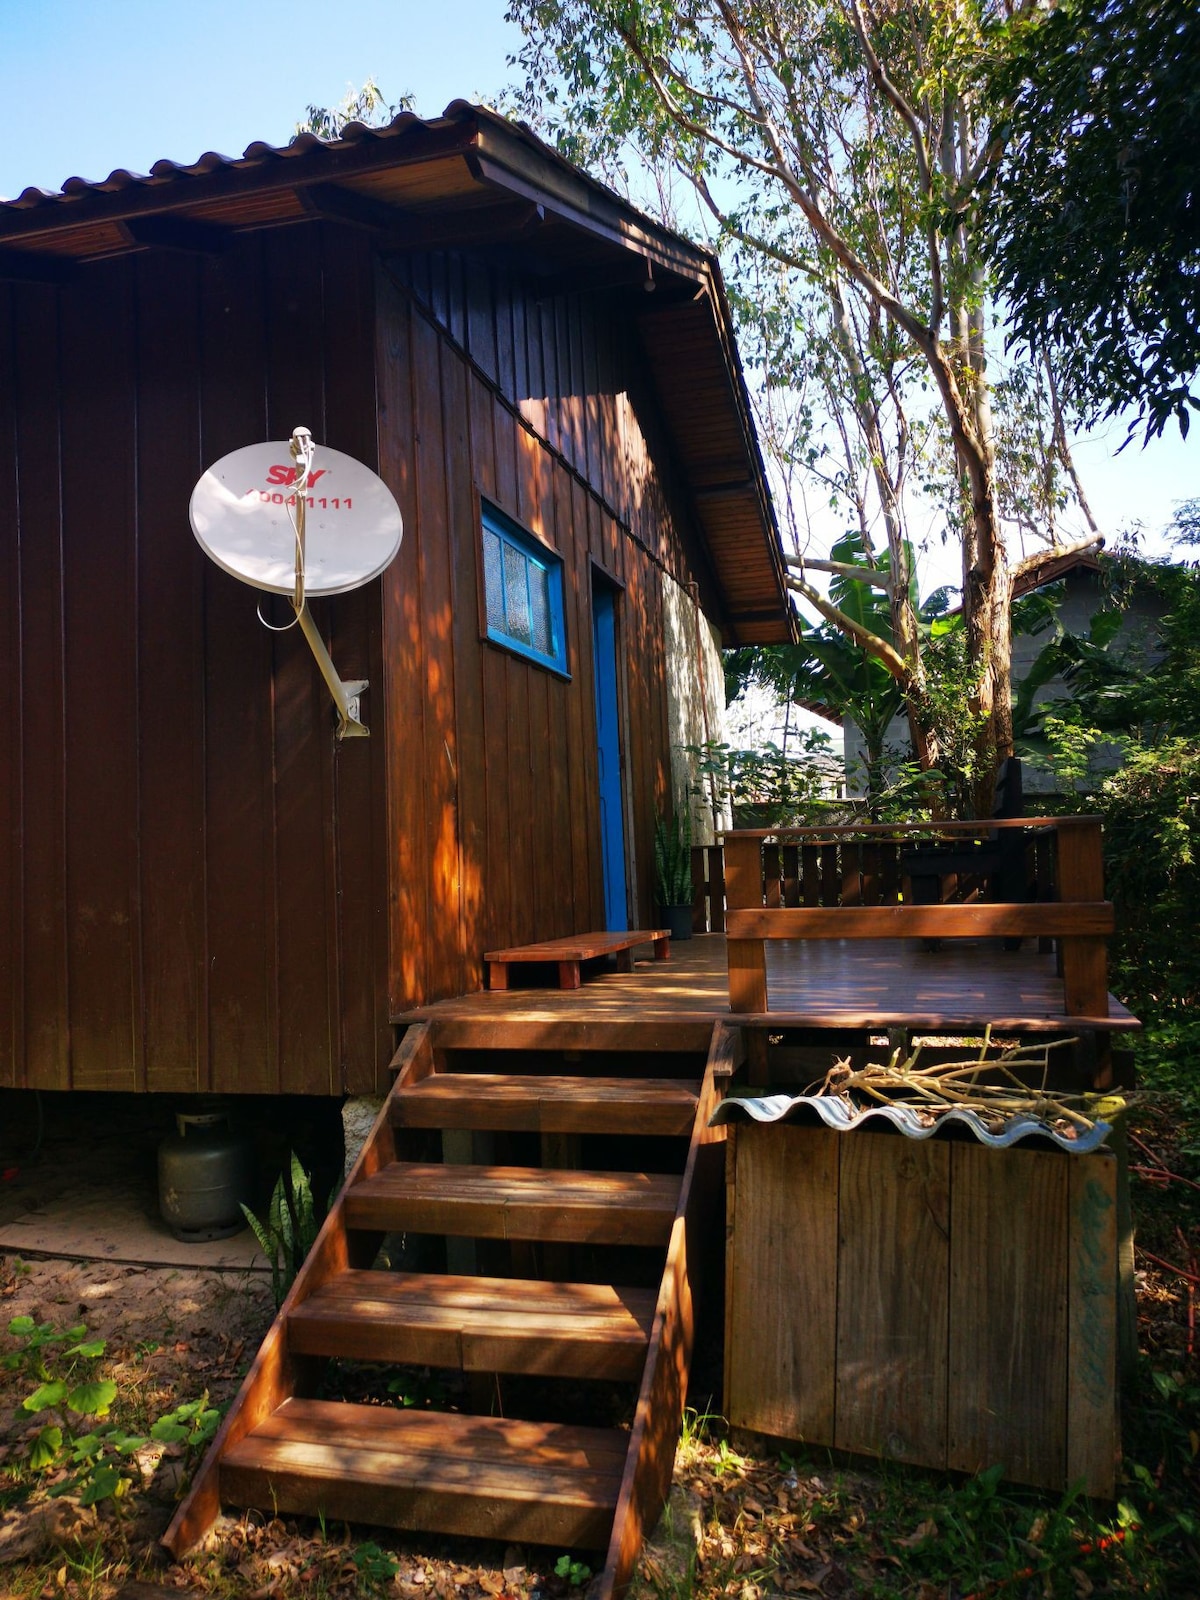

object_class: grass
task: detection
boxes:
[636,1417,1190,1600]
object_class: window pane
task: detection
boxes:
[529,560,552,655]
[484,529,505,633]
[503,541,532,645]
[481,502,568,676]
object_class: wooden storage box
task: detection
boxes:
[724,1122,1119,1496]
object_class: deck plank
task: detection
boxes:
[397,935,1138,1034]
[391,1073,699,1135]
[221,1399,624,1547]
[948,1144,1069,1490]
[343,1163,681,1245]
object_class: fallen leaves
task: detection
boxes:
[0,1497,96,1565]
[894,1518,937,1549]
[1,1244,1196,1600]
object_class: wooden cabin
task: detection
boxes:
[2,112,1127,1590]
[0,104,792,1101]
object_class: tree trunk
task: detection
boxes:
[960,433,1013,816]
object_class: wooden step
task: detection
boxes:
[220,1398,625,1548]
[287,1271,656,1379]
[343,1163,680,1246]
[391,1073,700,1136]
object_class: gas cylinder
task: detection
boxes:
[157,1111,255,1242]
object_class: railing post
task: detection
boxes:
[1056,820,1109,1019]
[691,845,707,934]
[723,834,767,1014]
[710,843,726,932]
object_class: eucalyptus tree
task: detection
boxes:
[984,0,1200,442]
[297,78,413,139]
[508,0,1056,812]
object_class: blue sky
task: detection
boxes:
[0,0,519,197]
[1,0,1193,551]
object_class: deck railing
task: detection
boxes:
[691,844,726,934]
[720,818,1114,1020]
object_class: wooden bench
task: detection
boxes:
[485,931,671,991]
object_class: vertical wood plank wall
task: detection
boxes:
[377,253,710,1014]
[725,1124,1119,1497]
[1,225,726,1090]
[0,226,392,1097]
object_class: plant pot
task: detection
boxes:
[661,903,694,941]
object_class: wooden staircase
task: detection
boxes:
[162,1019,735,1597]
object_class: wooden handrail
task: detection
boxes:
[725,903,1114,941]
[718,817,1096,839]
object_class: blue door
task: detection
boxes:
[592,583,628,931]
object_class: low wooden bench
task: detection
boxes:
[485,930,671,991]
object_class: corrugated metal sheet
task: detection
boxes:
[710,1092,1113,1153]
[2,117,434,211]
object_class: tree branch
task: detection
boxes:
[786,573,913,685]
[788,555,896,593]
[845,0,945,327]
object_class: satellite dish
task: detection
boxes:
[189,429,402,738]
[190,438,402,596]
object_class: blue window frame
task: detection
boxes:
[481,502,569,675]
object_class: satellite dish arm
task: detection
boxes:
[295,603,369,740]
[287,427,369,739]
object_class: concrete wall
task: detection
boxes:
[661,573,729,844]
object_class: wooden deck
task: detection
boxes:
[398,933,1139,1038]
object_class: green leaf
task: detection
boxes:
[46,1476,84,1498]
[65,1339,106,1360]
[1151,1368,1179,1401]
[7,1315,36,1337]
[66,1379,118,1417]
[23,1380,68,1412]
[79,1463,122,1506]
[28,1425,63,1470]
[1088,608,1125,649]
[240,1202,275,1259]
[150,1418,189,1443]
[1116,1498,1141,1529]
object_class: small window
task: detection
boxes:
[481,502,568,675]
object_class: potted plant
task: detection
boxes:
[654,809,694,940]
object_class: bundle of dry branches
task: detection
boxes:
[811,1026,1123,1139]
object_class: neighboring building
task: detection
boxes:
[0,104,792,1099]
[842,539,1168,797]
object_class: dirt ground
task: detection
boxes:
[3,1244,1197,1600]
[1,1086,1197,1599]
[0,1253,640,1600]
[0,1255,275,1579]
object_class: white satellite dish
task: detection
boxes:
[190,438,402,596]
[189,429,402,738]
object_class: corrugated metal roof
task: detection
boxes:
[2,112,442,211]
[0,102,793,645]
[1011,535,1104,599]
[710,1092,1114,1153]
